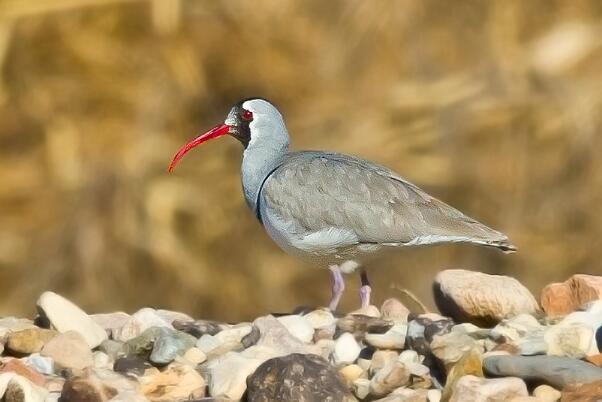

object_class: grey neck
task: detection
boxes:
[241,136,289,214]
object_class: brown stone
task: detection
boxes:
[433,269,540,327]
[0,359,45,386]
[6,328,57,355]
[141,362,205,401]
[585,353,602,367]
[61,371,118,402]
[441,349,483,402]
[541,274,602,316]
[561,379,602,402]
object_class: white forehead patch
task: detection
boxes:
[242,99,281,117]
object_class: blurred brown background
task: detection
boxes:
[1,0,601,322]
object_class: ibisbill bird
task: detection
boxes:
[168,98,516,311]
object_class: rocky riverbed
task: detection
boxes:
[0,269,601,401]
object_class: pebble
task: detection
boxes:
[246,353,355,402]
[406,315,453,355]
[483,355,602,389]
[114,355,150,377]
[371,350,400,374]
[140,362,206,401]
[351,305,381,318]
[113,308,172,343]
[92,351,112,369]
[339,364,363,384]
[427,389,442,402]
[181,347,206,365]
[544,321,595,358]
[149,328,196,365]
[431,331,482,369]
[60,370,119,402]
[36,291,108,348]
[398,350,421,365]
[533,384,561,402]
[155,309,194,325]
[196,333,223,355]
[90,312,131,336]
[207,351,263,400]
[450,375,528,402]
[98,339,126,361]
[24,353,54,376]
[276,315,314,343]
[337,314,393,339]
[40,331,93,370]
[5,375,48,402]
[381,298,411,323]
[434,269,539,326]
[0,318,36,337]
[369,361,410,397]
[353,378,371,399]
[6,328,57,355]
[252,315,309,355]
[333,332,361,364]
[540,274,602,316]
[560,379,602,402]
[172,319,223,338]
[0,359,45,386]
[365,323,407,349]
[303,308,336,329]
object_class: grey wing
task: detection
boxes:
[260,151,515,252]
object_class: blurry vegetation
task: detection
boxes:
[0,0,602,321]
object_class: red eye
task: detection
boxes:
[241,109,253,121]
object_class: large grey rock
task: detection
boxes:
[246,353,355,402]
[37,291,108,348]
[433,270,539,327]
[483,355,602,389]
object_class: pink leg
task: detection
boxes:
[328,265,345,311]
[359,268,371,308]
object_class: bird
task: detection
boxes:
[168,98,516,312]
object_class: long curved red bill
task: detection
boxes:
[168,124,230,172]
